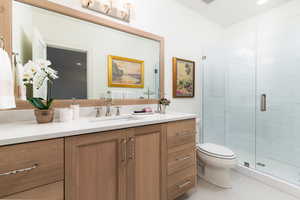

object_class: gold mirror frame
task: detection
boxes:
[0,0,164,109]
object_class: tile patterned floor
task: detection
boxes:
[177,171,299,200]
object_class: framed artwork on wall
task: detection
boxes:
[172,57,195,98]
[108,55,144,88]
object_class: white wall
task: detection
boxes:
[45,0,224,117]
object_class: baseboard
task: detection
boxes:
[234,165,300,199]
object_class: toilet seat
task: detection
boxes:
[197,143,236,159]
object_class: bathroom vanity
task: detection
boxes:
[0,114,197,200]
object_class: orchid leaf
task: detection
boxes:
[46,99,54,109]
[28,98,48,110]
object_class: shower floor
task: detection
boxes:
[236,149,300,186]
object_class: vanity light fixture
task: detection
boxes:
[256,0,269,5]
[81,0,133,22]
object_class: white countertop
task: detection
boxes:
[0,113,197,146]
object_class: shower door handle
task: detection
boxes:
[261,94,267,112]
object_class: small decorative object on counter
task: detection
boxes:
[23,59,58,124]
[143,107,153,113]
[59,108,73,122]
[70,98,80,120]
[159,98,171,114]
[133,107,154,115]
[34,109,54,124]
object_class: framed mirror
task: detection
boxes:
[0,0,164,109]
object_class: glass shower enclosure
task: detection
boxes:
[203,6,300,186]
[255,14,300,185]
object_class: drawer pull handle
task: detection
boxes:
[129,137,135,160]
[177,180,192,188]
[0,164,38,176]
[176,155,192,162]
[121,139,127,163]
[176,131,195,137]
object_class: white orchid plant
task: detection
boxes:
[23,59,58,110]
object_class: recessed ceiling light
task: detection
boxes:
[257,0,269,5]
[202,0,215,4]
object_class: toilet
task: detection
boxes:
[196,143,237,188]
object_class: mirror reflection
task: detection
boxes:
[12,1,161,100]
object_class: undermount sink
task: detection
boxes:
[89,114,146,123]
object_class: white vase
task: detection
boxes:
[160,105,167,114]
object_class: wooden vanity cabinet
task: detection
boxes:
[0,119,196,200]
[65,124,165,200]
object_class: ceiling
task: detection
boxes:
[175,0,292,27]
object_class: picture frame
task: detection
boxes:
[172,57,195,98]
[108,55,144,88]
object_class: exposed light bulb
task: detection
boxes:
[118,8,129,19]
[101,0,111,5]
[82,0,92,7]
[100,0,112,13]
[257,0,269,5]
[114,0,130,13]
[123,0,133,8]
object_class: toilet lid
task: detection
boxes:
[198,143,235,158]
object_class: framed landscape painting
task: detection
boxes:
[108,55,144,88]
[173,57,195,98]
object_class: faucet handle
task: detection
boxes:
[115,106,121,116]
[95,106,102,118]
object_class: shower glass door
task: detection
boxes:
[256,14,300,185]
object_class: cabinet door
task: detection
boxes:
[65,130,130,200]
[127,125,163,200]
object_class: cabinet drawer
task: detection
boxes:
[168,144,196,175]
[0,139,64,198]
[167,166,196,200]
[5,181,64,200]
[167,120,196,148]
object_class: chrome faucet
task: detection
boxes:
[105,91,113,117]
[105,102,112,117]
[115,106,121,116]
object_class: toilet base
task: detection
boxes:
[200,165,233,188]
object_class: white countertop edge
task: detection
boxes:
[0,113,197,146]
